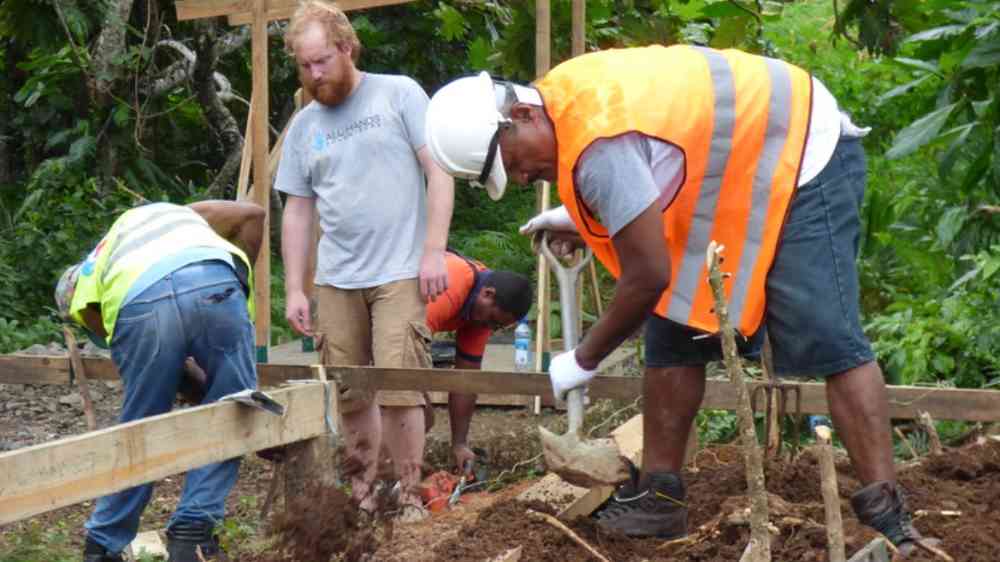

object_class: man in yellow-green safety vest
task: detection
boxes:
[54,200,264,562]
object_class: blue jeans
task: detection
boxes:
[646,137,875,377]
[85,260,257,553]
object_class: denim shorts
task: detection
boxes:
[646,137,875,377]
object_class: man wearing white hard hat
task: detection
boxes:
[425,47,936,555]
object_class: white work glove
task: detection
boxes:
[518,205,577,236]
[549,348,597,402]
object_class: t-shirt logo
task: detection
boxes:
[312,114,384,151]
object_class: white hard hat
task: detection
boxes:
[425,72,513,200]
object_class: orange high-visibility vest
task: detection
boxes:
[535,45,813,336]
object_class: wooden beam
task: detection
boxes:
[4,356,1000,422]
[229,0,414,24]
[0,383,328,525]
[0,355,72,384]
[176,0,415,24]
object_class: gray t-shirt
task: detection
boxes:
[276,73,429,288]
[574,133,677,237]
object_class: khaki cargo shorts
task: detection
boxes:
[315,278,432,414]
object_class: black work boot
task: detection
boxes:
[593,462,687,539]
[83,536,125,562]
[166,520,228,562]
[851,480,940,557]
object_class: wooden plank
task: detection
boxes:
[557,414,644,520]
[0,355,71,384]
[4,356,1000,422]
[175,0,249,21]
[176,0,411,21]
[0,383,328,524]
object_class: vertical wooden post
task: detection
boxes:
[285,367,340,505]
[62,327,98,431]
[236,95,254,201]
[571,0,585,57]
[762,335,781,456]
[814,425,846,562]
[251,0,271,363]
[530,0,552,414]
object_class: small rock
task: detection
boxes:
[59,392,83,406]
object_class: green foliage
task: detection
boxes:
[0,316,61,354]
[865,246,1000,386]
[0,520,77,562]
[0,176,143,324]
[697,409,739,443]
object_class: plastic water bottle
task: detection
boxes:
[514,318,532,372]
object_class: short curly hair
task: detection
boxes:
[284,0,361,63]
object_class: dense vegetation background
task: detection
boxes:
[0,0,997,390]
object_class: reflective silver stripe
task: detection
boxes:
[728,57,794,327]
[102,211,208,283]
[669,47,736,324]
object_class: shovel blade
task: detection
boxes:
[538,425,630,488]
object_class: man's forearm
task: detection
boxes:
[449,392,478,445]
[574,203,670,370]
[281,196,316,294]
[418,146,454,253]
[424,172,454,254]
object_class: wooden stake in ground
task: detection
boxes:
[705,241,771,562]
[761,336,781,457]
[526,509,610,562]
[814,425,846,562]
[894,427,919,460]
[62,326,97,431]
[918,411,944,455]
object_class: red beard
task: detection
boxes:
[306,78,353,107]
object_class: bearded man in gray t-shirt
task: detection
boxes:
[276,0,454,522]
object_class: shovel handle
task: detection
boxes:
[538,232,593,350]
[566,387,584,435]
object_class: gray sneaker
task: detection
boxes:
[594,464,688,539]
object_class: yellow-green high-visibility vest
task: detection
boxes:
[69,203,254,342]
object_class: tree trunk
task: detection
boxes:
[193,19,244,198]
[90,0,134,105]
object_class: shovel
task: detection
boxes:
[536,233,630,488]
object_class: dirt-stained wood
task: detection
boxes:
[0,383,327,525]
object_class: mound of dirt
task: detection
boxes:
[428,438,1000,561]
